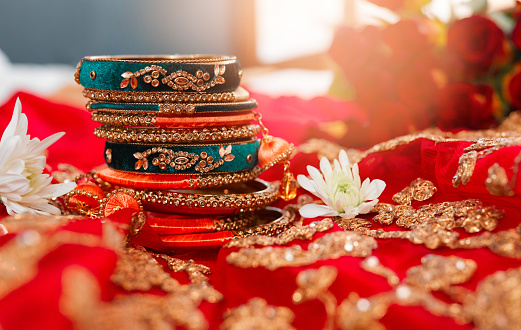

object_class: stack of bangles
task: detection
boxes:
[71,55,297,251]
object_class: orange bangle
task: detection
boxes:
[92,110,256,127]
[158,207,296,250]
[146,211,256,235]
[97,166,261,189]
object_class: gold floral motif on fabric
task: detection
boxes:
[226,231,376,270]
[221,298,295,330]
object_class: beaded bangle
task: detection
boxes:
[104,139,259,175]
[92,110,256,127]
[146,211,257,235]
[97,167,261,189]
[158,207,296,250]
[94,124,261,144]
[87,99,258,115]
[81,86,250,103]
[75,55,242,93]
[135,179,279,215]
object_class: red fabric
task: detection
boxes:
[1,92,521,329]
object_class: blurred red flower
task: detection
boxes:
[504,65,521,110]
[436,82,496,130]
[447,16,507,77]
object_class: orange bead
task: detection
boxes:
[104,191,141,217]
[258,136,290,168]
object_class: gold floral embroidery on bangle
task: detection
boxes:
[226,231,377,270]
[119,64,226,92]
[133,144,234,172]
[392,178,437,205]
[224,218,334,248]
[221,297,295,330]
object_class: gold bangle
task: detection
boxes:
[94,124,261,144]
[81,86,250,103]
[135,179,279,215]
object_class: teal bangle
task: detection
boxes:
[87,99,257,115]
[75,55,242,94]
[105,139,260,175]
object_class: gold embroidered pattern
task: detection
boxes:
[0,226,115,299]
[293,266,338,330]
[463,266,521,329]
[120,64,226,92]
[405,255,477,291]
[0,214,80,234]
[294,256,473,329]
[224,218,334,248]
[485,151,521,196]
[61,266,219,330]
[221,298,295,330]
[392,178,437,205]
[226,231,377,270]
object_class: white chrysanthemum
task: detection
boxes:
[0,98,76,215]
[297,150,386,219]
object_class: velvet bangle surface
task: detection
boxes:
[76,55,241,93]
[104,139,259,174]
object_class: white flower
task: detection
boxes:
[297,150,386,219]
[0,98,76,215]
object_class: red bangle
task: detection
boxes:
[158,207,296,250]
[146,211,256,235]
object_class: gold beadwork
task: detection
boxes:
[226,231,377,270]
[61,266,221,330]
[136,180,279,212]
[90,71,96,79]
[293,266,338,330]
[392,178,437,205]
[405,255,477,291]
[221,298,295,330]
[82,87,242,103]
[224,218,334,248]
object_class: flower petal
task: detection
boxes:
[299,204,339,218]
[319,157,332,178]
[352,163,360,187]
[361,179,386,201]
[357,199,378,214]
[297,174,316,193]
[339,149,350,173]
